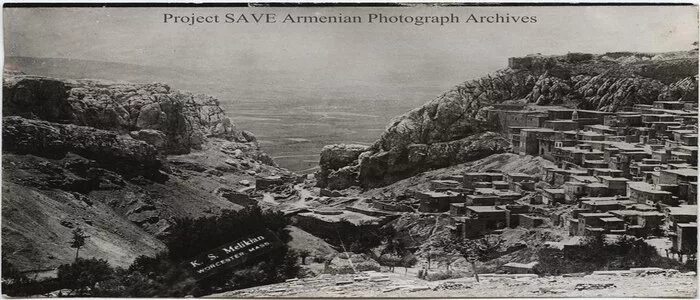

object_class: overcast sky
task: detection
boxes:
[4,6,698,87]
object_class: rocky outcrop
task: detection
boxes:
[318,50,698,189]
[316,144,369,189]
[658,75,699,103]
[3,116,163,180]
[357,132,509,188]
[3,75,257,154]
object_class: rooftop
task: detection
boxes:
[677,222,698,228]
[465,206,504,213]
[597,176,629,182]
[431,179,461,184]
[609,210,641,216]
[628,182,673,194]
[507,172,535,177]
[417,191,461,197]
[579,212,614,218]
[661,168,698,177]
[570,175,598,183]
[667,205,698,216]
[581,199,629,206]
[600,217,624,222]
[585,124,614,131]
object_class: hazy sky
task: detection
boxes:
[4,5,699,87]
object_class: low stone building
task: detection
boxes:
[541,188,565,204]
[464,206,508,230]
[416,191,464,213]
[628,182,675,206]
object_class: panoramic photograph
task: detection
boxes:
[1,3,698,298]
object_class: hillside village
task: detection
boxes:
[274,98,697,260]
[222,97,699,297]
[2,51,698,297]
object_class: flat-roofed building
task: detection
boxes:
[492,180,510,190]
[584,124,617,135]
[580,198,629,212]
[416,191,464,213]
[591,168,624,177]
[449,203,467,215]
[653,101,686,110]
[465,194,498,206]
[577,212,614,236]
[463,172,503,189]
[597,176,629,195]
[666,205,698,225]
[520,128,555,155]
[658,168,698,201]
[637,211,665,229]
[564,181,587,203]
[464,206,508,230]
[671,222,697,256]
[429,179,463,192]
[609,210,642,225]
[628,182,675,206]
[600,217,625,232]
[542,188,565,205]
[544,120,579,131]
[585,182,608,197]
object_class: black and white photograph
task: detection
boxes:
[1,3,698,298]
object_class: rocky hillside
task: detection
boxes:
[1,75,292,271]
[317,50,698,189]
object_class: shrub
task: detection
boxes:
[1,259,62,297]
[355,262,381,272]
[424,270,468,281]
[57,258,114,296]
[536,235,689,275]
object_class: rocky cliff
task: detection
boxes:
[2,75,289,271]
[317,50,698,189]
[3,76,256,154]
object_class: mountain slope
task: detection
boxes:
[317,50,698,189]
[1,75,292,271]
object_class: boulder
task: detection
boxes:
[218,189,255,206]
[326,165,360,190]
[2,76,73,122]
[320,188,346,197]
[130,129,167,151]
[316,144,368,188]
[255,175,285,191]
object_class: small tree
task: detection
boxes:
[424,236,452,270]
[448,235,503,282]
[379,254,402,272]
[70,228,89,261]
[298,250,311,265]
[401,254,418,274]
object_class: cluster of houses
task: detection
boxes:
[495,100,698,256]
[372,100,697,258]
